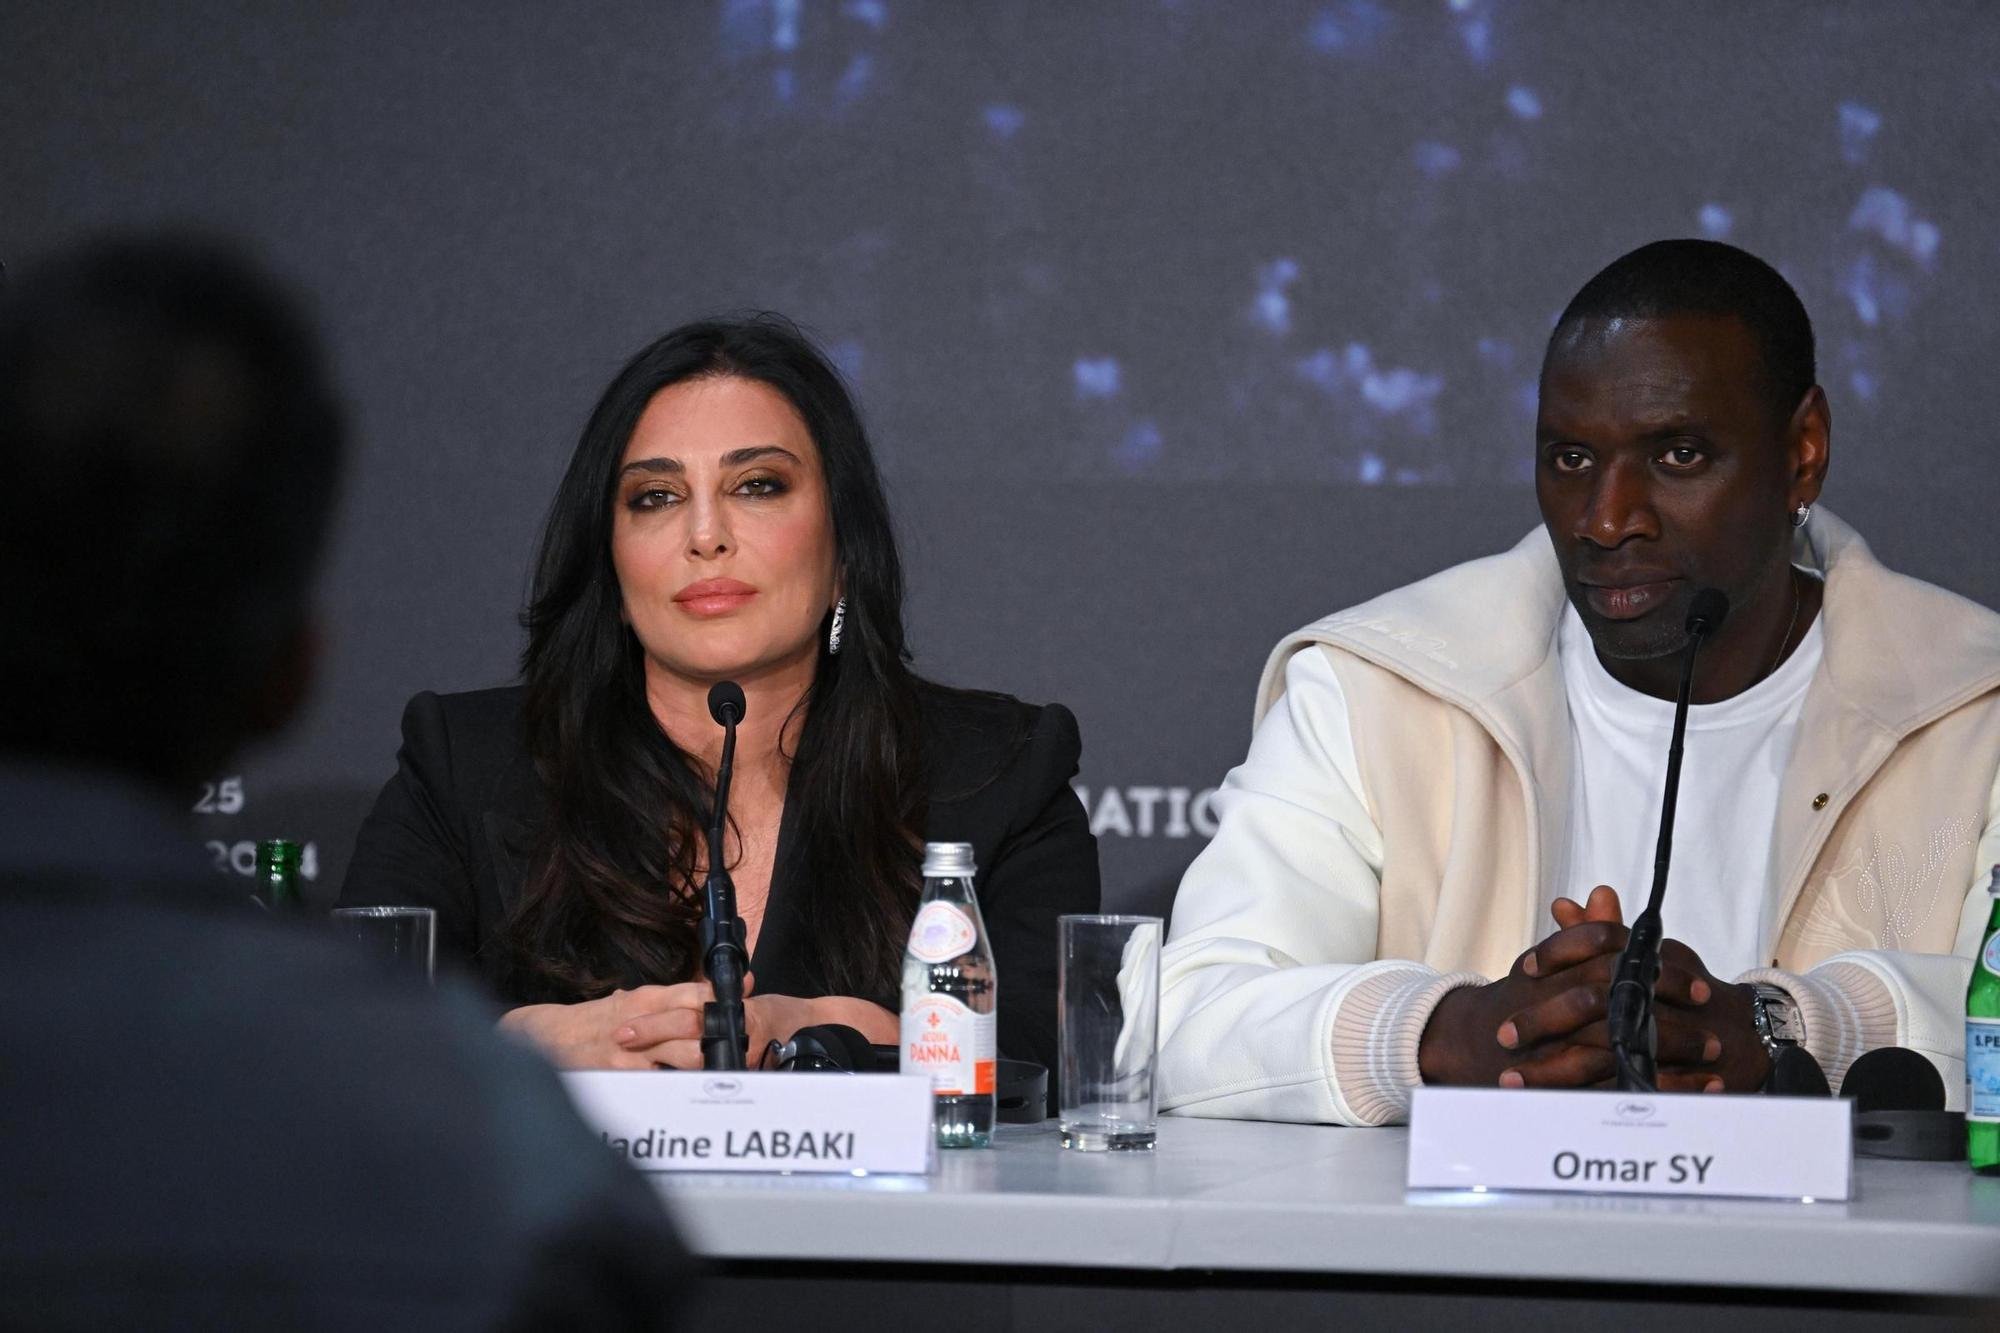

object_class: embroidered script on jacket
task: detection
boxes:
[1803,814,1978,952]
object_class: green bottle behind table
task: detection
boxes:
[1969,865,2000,1174]
[255,839,307,915]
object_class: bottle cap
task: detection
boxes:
[1989,864,2000,896]
[922,841,977,878]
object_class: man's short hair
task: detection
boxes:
[1548,238,1818,426]
[0,235,343,780]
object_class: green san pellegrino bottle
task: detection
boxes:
[1969,865,2000,1174]
[255,839,307,915]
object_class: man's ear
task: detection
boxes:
[1789,385,1831,509]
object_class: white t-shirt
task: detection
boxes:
[1553,595,1824,978]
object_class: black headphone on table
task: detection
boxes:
[767,1023,1049,1124]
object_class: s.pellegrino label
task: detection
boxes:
[900,842,997,1149]
[1967,867,2000,1174]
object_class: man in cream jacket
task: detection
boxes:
[1159,239,2000,1126]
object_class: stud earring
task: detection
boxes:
[828,597,847,655]
[1791,503,1812,529]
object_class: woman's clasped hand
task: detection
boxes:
[499,975,851,1070]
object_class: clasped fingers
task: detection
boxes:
[607,981,714,1024]
[1496,1042,1618,1089]
[1498,979,1609,1050]
[1560,1018,1721,1067]
[1518,920,1626,979]
[1497,957,1714,1051]
[614,1005,704,1050]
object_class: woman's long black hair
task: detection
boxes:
[500,314,927,1004]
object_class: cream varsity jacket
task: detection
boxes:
[1158,510,2000,1125]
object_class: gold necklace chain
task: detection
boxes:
[1765,569,1803,682]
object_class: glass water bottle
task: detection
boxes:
[900,842,997,1149]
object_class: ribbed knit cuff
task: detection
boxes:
[1736,962,1899,1094]
[1329,965,1487,1125]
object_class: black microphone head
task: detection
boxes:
[707,681,746,727]
[1762,1044,1831,1097]
[781,1023,878,1072]
[1840,1046,1946,1113]
[1685,588,1729,637]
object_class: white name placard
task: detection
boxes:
[560,1070,936,1175]
[1407,1087,1853,1201]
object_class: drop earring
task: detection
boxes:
[828,597,847,655]
[1791,503,1812,529]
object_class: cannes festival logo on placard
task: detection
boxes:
[1605,1100,1664,1128]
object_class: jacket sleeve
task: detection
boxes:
[1740,764,2000,1105]
[339,692,484,972]
[1158,646,1483,1126]
[437,985,695,1328]
[982,704,1102,1079]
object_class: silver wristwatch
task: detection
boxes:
[1748,983,1805,1059]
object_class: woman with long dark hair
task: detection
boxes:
[340,315,1098,1073]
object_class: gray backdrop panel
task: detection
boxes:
[5,1,1996,922]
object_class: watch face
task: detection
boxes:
[1755,988,1803,1045]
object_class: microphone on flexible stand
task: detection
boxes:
[1607,588,1729,1093]
[699,681,750,1071]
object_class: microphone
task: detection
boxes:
[1761,1045,1830,1098]
[1842,1046,1945,1112]
[707,680,746,730]
[767,1029,1053,1122]
[771,1023,880,1072]
[699,681,750,1071]
[1840,1046,1963,1159]
[1607,588,1729,1093]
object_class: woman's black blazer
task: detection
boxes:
[339,684,1101,1077]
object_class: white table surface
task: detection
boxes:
[651,1116,2000,1297]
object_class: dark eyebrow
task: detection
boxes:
[618,457,680,476]
[1534,416,1712,448]
[616,445,801,477]
[720,445,802,467]
[1634,417,1711,443]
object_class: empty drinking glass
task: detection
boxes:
[1058,914,1162,1151]
[329,906,436,984]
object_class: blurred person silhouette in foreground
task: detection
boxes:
[0,233,691,1330]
